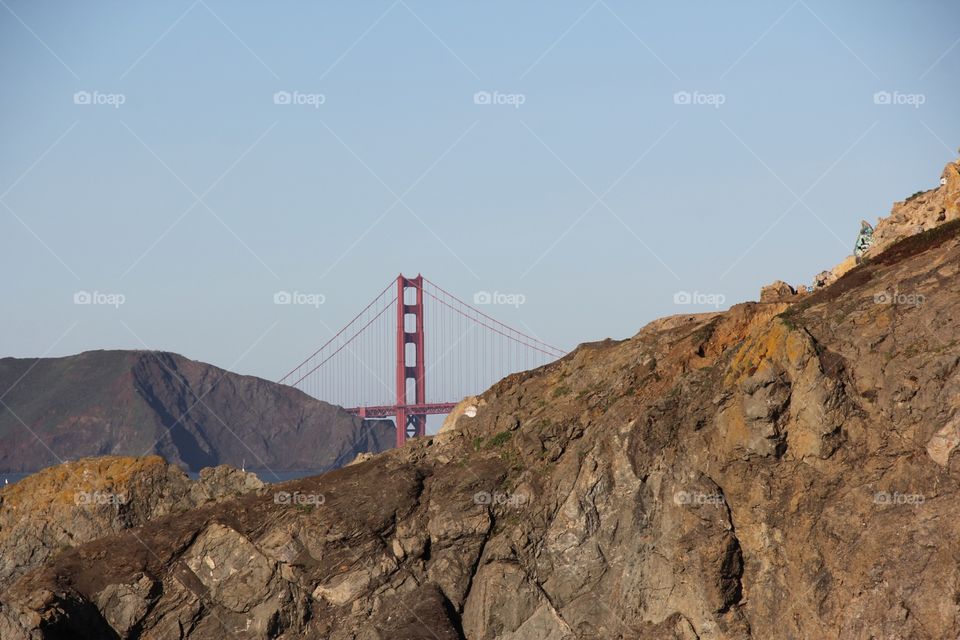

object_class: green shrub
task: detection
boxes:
[486,431,512,448]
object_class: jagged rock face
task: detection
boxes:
[4,225,960,636]
[0,350,393,473]
[0,456,264,592]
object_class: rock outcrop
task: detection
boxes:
[4,168,960,638]
[805,160,960,293]
[813,160,960,290]
[0,350,393,473]
[866,160,960,258]
[758,280,801,303]
[0,456,264,591]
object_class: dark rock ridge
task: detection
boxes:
[4,166,960,638]
[0,350,393,473]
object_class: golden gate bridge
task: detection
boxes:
[278,274,566,447]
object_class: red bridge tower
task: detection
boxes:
[395,274,426,447]
[279,273,566,450]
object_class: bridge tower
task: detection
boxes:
[395,274,426,447]
[278,273,567,450]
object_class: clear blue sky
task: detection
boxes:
[2,0,958,382]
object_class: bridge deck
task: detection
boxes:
[346,403,458,419]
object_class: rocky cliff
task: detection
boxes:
[0,350,393,473]
[0,456,264,592]
[3,168,960,638]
